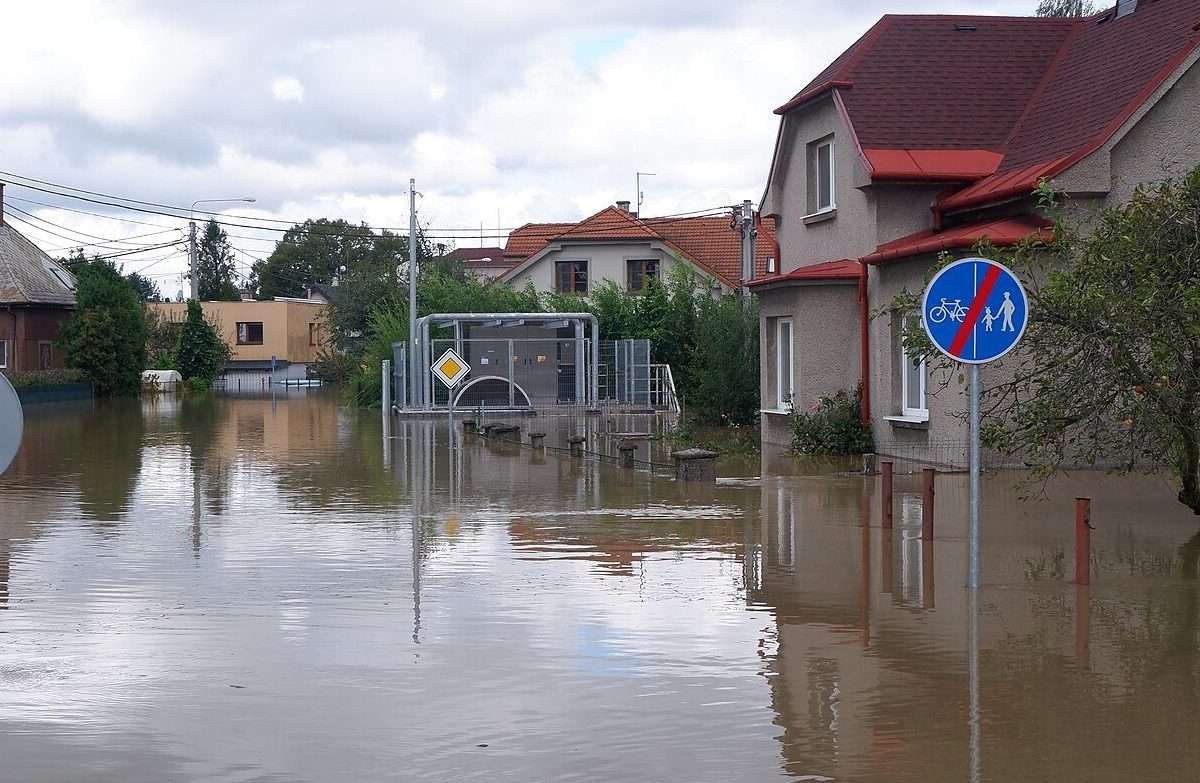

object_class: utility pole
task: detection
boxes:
[188,220,198,300]
[738,199,756,307]
[408,178,418,409]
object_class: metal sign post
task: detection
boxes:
[922,256,1028,589]
[0,373,23,476]
[432,348,470,449]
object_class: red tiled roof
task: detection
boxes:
[502,208,779,289]
[861,214,1053,265]
[776,2,1200,204]
[504,222,573,258]
[448,246,510,269]
[747,259,861,287]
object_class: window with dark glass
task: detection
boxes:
[237,321,264,345]
[627,259,658,291]
[309,322,318,346]
[555,260,589,294]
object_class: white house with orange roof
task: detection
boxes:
[499,201,777,295]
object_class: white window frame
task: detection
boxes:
[777,318,794,409]
[899,321,927,419]
[0,339,7,369]
[816,139,835,212]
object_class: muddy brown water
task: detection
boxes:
[1,392,1198,782]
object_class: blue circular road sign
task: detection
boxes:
[921,257,1028,364]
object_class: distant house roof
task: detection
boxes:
[502,207,779,289]
[0,225,76,307]
[773,2,1200,203]
[306,283,338,303]
[447,246,511,271]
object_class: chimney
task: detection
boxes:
[616,200,631,213]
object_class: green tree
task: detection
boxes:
[893,167,1200,515]
[174,299,230,389]
[687,293,760,425]
[251,218,375,299]
[195,219,240,301]
[60,259,146,397]
[1035,0,1095,16]
[126,271,160,302]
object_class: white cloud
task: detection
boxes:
[272,77,305,103]
[0,0,1037,279]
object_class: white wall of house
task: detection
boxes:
[505,241,719,294]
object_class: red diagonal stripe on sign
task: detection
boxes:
[949,263,1002,358]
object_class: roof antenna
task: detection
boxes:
[636,172,655,218]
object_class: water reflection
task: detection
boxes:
[0,396,1198,780]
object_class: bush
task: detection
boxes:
[60,258,146,397]
[789,385,874,455]
[174,299,230,389]
[3,368,85,387]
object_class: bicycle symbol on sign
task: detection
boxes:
[927,298,969,324]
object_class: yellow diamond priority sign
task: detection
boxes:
[432,348,470,388]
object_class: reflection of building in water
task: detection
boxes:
[751,470,1200,780]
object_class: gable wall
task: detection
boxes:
[761,96,878,272]
[506,242,707,293]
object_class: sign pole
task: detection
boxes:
[969,363,980,590]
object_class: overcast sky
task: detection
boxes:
[2,0,1033,294]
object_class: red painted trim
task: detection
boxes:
[774,80,854,115]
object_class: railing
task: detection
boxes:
[649,363,680,414]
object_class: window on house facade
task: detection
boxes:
[777,318,794,409]
[900,317,927,419]
[309,322,318,346]
[627,259,658,291]
[555,260,589,294]
[0,340,7,369]
[237,321,264,345]
[808,136,835,214]
[38,341,52,370]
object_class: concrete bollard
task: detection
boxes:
[529,432,546,450]
[1075,496,1092,585]
[921,468,936,541]
[881,460,894,530]
[862,452,877,476]
[463,419,477,434]
[567,435,585,458]
[492,424,520,441]
[618,440,637,469]
[672,448,718,482]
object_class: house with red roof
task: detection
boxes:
[751,0,1200,457]
[499,201,777,294]
[446,246,511,282]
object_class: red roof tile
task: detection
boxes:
[862,214,1053,265]
[747,259,861,287]
[504,222,574,258]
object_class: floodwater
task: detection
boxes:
[1,393,1198,782]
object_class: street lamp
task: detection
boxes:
[189,197,256,300]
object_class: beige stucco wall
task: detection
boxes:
[757,281,862,447]
[152,300,328,363]
[505,241,716,294]
[761,95,879,272]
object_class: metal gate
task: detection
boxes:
[613,339,651,406]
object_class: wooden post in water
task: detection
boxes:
[1075,497,1091,586]
[618,441,637,469]
[921,468,936,541]
[881,460,894,529]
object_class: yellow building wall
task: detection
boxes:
[152,300,328,363]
